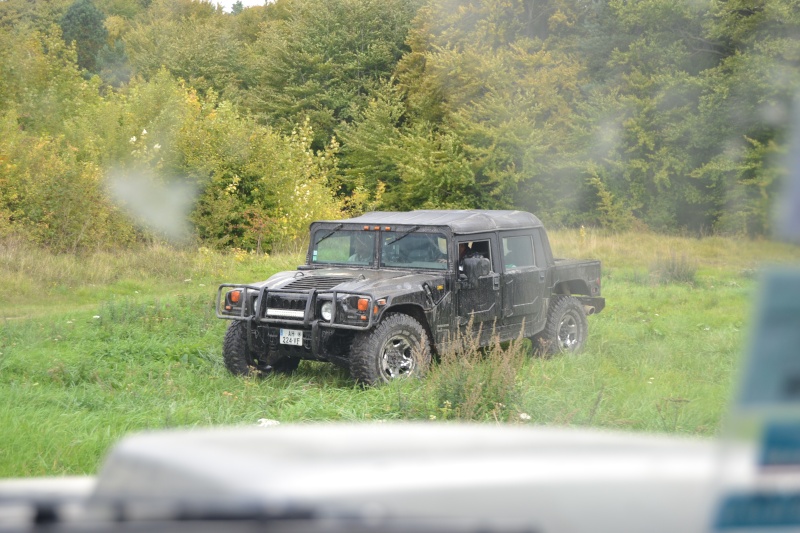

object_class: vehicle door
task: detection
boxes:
[456,234,501,341]
[501,231,548,337]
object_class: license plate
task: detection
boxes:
[280,329,303,346]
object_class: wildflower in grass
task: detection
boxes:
[258,419,280,427]
[129,136,136,143]
[519,413,531,421]
[93,315,100,319]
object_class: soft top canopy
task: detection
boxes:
[317,210,543,235]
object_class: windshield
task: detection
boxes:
[311,229,377,266]
[381,231,449,270]
[310,229,449,269]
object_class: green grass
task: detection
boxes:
[1,231,799,477]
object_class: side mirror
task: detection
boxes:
[462,256,490,289]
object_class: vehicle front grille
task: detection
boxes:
[265,295,307,319]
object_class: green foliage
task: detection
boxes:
[181,106,343,251]
[245,0,421,146]
[0,115,135,252]
[0,25,99,135]
[650,251,698,285]
[2,0,800,252]
[0,21,347,251]
[60,0,108,73]
[123,0,244,97]
[0,25,135,251]
[0,0,73,34]
[96,39,132,87]
[426,327,527,421]
[585,172,636,231]
[390,124,475,209]
[336,82,404,201]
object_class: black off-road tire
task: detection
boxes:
[350,313,432,386]
[223,321,257,376]
[222,321,299,376]
[532,296,588,356]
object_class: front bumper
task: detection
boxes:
[216,284,382,358]
[216,284,379,328]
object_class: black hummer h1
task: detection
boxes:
[215,210,605,385]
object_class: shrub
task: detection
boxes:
[650,251,697,284]
[424,323,528,422]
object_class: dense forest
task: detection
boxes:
[1,0,798,252]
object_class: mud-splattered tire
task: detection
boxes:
[223,321,257,375]
[222,321,299,376]
[533,296,588,356]
[350,313,431,386]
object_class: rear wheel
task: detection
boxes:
[532,296,588,356]
[350,313,431,386]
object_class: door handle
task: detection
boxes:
[493,274,500,291]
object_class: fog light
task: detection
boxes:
[229,290,241,304]
[321,301,334,321]
[357,298,369,312]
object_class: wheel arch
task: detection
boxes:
[382,303,435,349]
[553,279,591,296]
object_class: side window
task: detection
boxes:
[459,239,493,269]
[502,235,535,269]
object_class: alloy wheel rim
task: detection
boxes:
[557,313,579,350]
[380,334,415,379]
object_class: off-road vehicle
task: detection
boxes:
[215,210,605,385]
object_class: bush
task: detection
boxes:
[423,323,528,422]
[650,251,697,285]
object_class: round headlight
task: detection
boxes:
[321,301,334,321]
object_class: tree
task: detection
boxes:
[123,0,244,97]
[244,0,421,148]
[60,0,108,73]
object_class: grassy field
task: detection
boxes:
[1,231,799,477]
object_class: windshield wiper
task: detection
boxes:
[385,226,420,246]
[314,224,343,247]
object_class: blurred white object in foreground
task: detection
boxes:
[0,424,758,532]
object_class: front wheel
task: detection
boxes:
[222,321,299,376]
[532,296,588,356]
[350,313,431,386]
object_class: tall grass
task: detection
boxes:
[412,323,528,422]
[0,238,305,316]
[1,231,799,477]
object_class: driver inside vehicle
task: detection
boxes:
[459,242,471,261]
[349,234,373,263]
[457,242,472,272]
